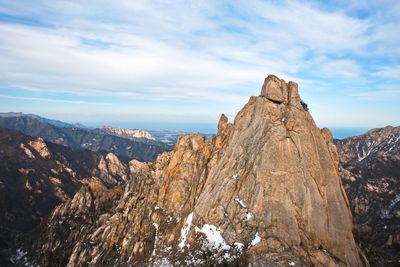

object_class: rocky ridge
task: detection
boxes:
[98,126,156,141]
[17,75,366,266]
[336,126,400,163]
[0,128,137,265]
[0,116,170,161]
[0,112,85,129]
[336,126,400,266]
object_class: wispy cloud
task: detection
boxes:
[0,94,112,105]
[373,66,400,79]
[351,89,400,100]
[0,0,399,126]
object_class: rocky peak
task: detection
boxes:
[97,152,129,184]
[28,137,50,159]
[260,74,301,107]
[128,159,148,173]
[217,113,228,134]
[17,75,367,267]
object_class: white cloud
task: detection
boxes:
[373,66,400,79]
[0,94,111,105]
[0,1,375,99]
[0,0,399,126]
[351,89,400,100]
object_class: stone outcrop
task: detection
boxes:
[98,153,129,184]
[17,75,366,267]
[28,137,51,158]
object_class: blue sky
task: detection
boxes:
[0,0,399,129]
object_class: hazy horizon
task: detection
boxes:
[0,110,374,139]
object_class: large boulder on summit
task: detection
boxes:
[16,75,367,267]
[260,74,286,103]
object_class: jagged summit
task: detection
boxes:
[260,74,300,105]
[17,75,367,267]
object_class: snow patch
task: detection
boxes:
[152,223,159,256]
[10,248,32,265]
[250,232,261,246]
[12,248,27,261]
[167,215,173,223]
[234,197,246,208]
[357,140,376,161]
[246,212,252,220]
[199,224,231,251]
[233,242,244,250]
[231,174,239,180]
[152,258,173,267]
[178,212,193,249]
[381,194,400,218]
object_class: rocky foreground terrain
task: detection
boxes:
[336,126,400,266]
[0,128,144,265]
[0,115,170,161]
[12,75,367,266]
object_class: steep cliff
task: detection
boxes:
[17,75,366,266]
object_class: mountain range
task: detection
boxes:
[0,112,86,129]
[9,75,364,266]
[335,126,400,266]
[0,127,141,265]
[0,76,398,266]
[0,114,171,162]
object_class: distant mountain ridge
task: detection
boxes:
[336,125,400,163]
[0,112,86,129]
[98,125,155,141]
[0,115,171,162]
[335,126,400,266]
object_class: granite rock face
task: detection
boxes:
[17,75,366,267]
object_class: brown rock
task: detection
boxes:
[28,137,50,158]
[128,159,148,173]
[217,113,228,135]
[19,143,35,159]
[310,250,339,267]
[260,74,285,103]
